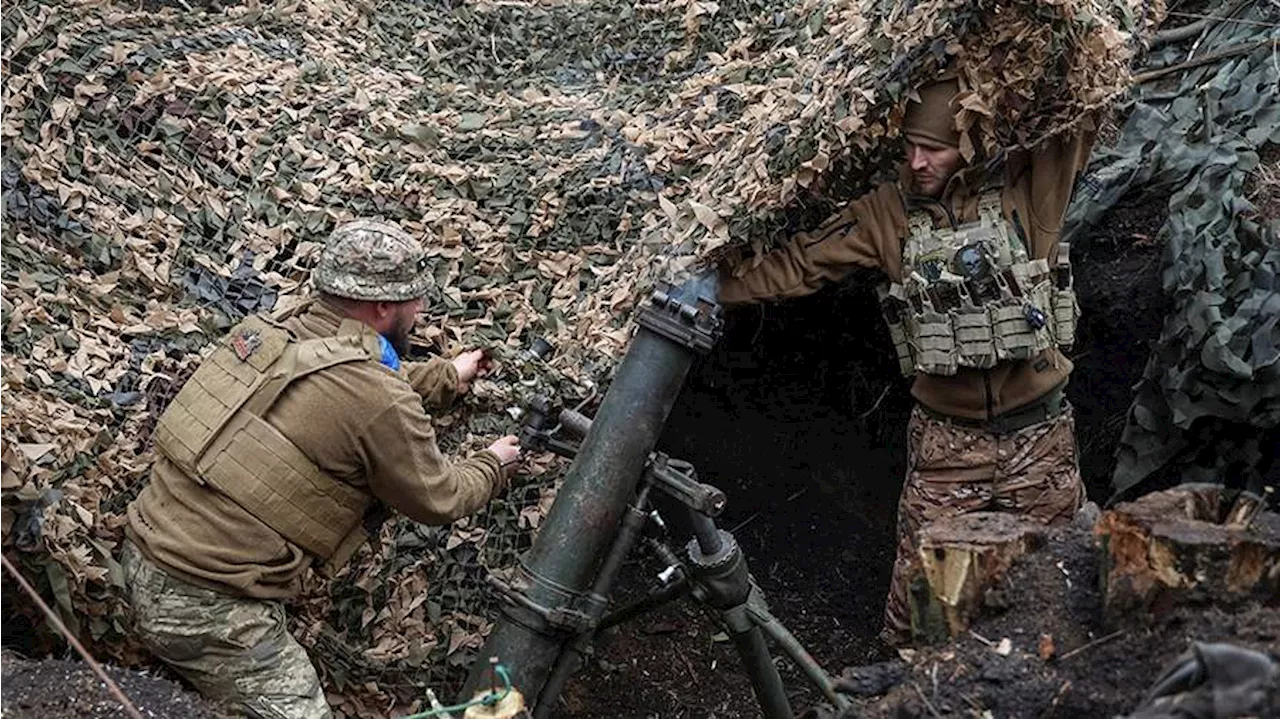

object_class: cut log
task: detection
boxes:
[1095,484,1280,622]
[909,512,1048,643]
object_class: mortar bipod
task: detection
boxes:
[671,506,852,716]
[513,447,850,717]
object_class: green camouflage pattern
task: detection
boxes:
[1060,3,1280,500]
[312,220,433,302]
[882,406,1085,644]
[121,542,331,719]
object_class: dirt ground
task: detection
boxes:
[1,650,218,718]
[834,513,1280,718]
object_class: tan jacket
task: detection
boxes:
[721,132,1095,420]
[127,300,505,599]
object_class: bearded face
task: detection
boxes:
[906,140,964,198]
[385,298,424,356]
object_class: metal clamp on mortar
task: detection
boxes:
[635,277,723,354]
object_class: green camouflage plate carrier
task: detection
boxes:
[878,190,1079,377]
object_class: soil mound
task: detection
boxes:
[0,650,217,719]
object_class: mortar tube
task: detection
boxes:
[532,485,654,719]
[461,274,717,705]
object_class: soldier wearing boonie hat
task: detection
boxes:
[123,219,521,718]
[718,70,1097,647]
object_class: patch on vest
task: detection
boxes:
[916,250,949,282]
[230,330,263,361]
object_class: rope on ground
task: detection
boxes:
[1,553,145,719]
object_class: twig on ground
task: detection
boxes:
[1,554,146,719]
[857,385,892,419]
[1051,680,1073,709]
[1059,630,1126,661]
[911,682,943,718]
[676,645,696,679]
[729,511,762,534]
[968,630,995,647]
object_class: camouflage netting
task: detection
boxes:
[1,0,1157,714]
[1061,1,1280,499]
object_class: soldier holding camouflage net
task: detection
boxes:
[718,73,1094,646]
[121,219,521,718]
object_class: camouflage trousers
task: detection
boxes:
[121,541,331,718]
[881,404,1085,645]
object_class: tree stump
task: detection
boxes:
[1095,484,1280,622]
[909,512,1047,643]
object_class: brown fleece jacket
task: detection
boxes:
[721,130,1095,420]
[127,300,505,599]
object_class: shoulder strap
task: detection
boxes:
[269,297,317,323]
[241,321,378,418]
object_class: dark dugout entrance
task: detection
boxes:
[559,211,1226,716]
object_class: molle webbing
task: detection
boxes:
[880,190,1078,377]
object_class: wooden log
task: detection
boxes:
[909,512,1048,643]
[1095,484,1280,622]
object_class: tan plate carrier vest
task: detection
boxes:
[877,190,1079,377]
[153,311,385,578]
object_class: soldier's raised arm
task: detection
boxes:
[719,182,910,305]
[403,356,461,409]
[719,204,875,304]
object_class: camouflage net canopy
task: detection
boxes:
[1,0,1156,714]
[1062,1,1280,499]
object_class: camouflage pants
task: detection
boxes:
[881,404,1085,645]
[121,541,331,719]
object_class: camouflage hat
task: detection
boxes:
[312,219,434,301]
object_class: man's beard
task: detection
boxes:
[387,314,413,356]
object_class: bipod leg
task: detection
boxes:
[748,602,852,712]
[598,576,690,631]
[723,605,794,719]
[684,511,794,719]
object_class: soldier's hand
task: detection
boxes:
[487,435,522,477]
[452,349,491,395]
